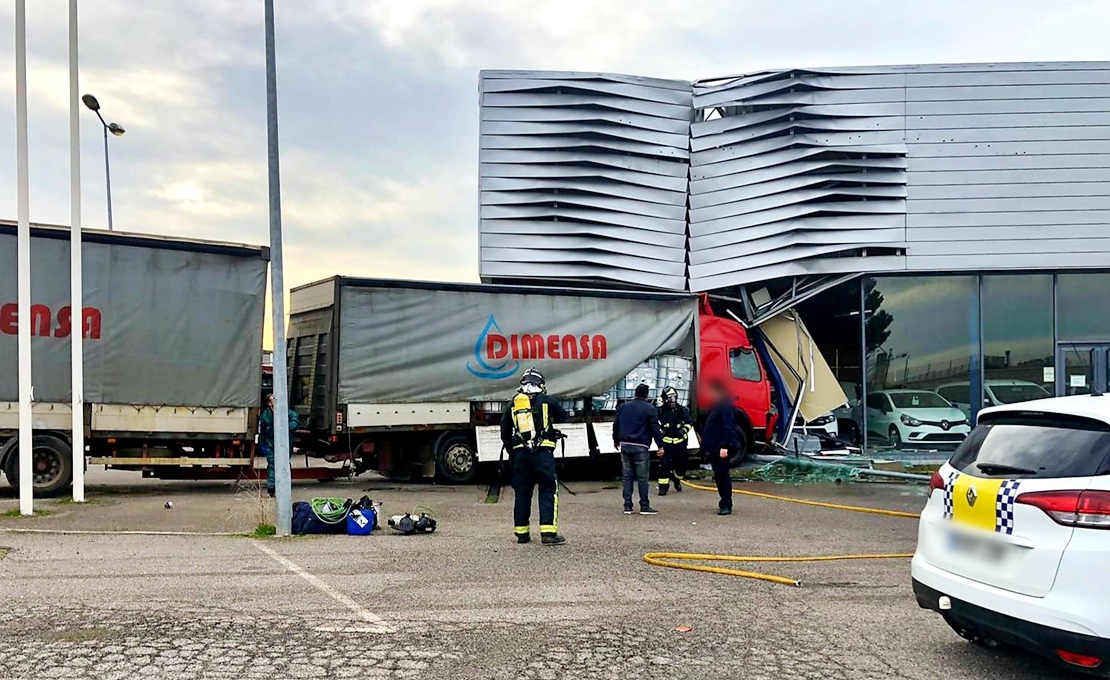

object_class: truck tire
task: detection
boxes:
[435,433,478,484]
[4,435,73,497]
[728,422,753,468]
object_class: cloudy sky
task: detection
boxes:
[1,0,1108,331]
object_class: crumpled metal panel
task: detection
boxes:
[479,70,692,290]
[482,63,1110,292]
[687,69,910,289]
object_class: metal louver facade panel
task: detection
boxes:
[688,69,910,290]
[479,70,692,291]
[480,63,1110,292]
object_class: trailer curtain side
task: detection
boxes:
[0,227,267,407]
[329,280,697,403]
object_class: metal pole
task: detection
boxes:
[264,0,292,536]
[15,0,33,516]
[70,0,85,503]
[103,124,113,231]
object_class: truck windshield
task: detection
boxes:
[730,348,761,382]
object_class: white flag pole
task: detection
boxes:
[15,0,33,516]
[70,0,85,503]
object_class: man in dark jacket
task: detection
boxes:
[500,368,568,545]
[700,381,741,515]
[657,386,694,496]
[613,383,664,515]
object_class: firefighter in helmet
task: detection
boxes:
[500,368,568,545]
[657,385,694,495]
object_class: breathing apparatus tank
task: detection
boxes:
[387,512,437,535]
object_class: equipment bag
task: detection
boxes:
[346,508,376,536]
[291,499,351,535]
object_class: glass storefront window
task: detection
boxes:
[1058,274,1110,342]
[796,279,863,445]
[863,276,976,455]
[980,275,1054,409]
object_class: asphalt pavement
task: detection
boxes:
[0,469,1069,679]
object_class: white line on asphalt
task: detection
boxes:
[251,541,395,634]
[0,527,239,536]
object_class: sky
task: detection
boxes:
[1,0,1109,344]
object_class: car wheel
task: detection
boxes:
[434,433,478,484]
[888,425,903,449]
[5,435,74,497]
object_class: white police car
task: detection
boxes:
[913,394,1110,675]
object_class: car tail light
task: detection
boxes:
[1017,490,1110,529]
[1057,649,1102,668]
[929,470,945,493]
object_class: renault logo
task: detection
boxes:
[966,485,978,507]
[941,420,951,431]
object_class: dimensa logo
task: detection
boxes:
[466,315,520,380]
[466,314,608,381]
[0,303,102,339]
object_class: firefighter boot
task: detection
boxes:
[673,477,683,493]
[658,480,670,496]
[541,532,567,546]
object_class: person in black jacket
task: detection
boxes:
[500,368,568,545]
[701,381,741,515]
[613,383,664,515]
[657,386,694,496]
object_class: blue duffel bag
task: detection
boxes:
[291,500,349,535]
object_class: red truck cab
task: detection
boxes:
[695,296,777,450]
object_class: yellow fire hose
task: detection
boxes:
[642,479,920,587]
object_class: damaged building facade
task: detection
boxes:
[479,62,1110,455]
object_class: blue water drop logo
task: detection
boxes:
[466,314,520,380]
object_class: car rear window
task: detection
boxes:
[950,414,1110,479]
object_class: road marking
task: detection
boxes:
[0,527,238,536]
[252,541,395,634]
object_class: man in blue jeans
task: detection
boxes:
[613,383,664,515]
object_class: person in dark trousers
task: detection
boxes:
[259,392,301,498]
[500,368,568,545]
[657,386,694,496]
[613,383,664,515]
[701,381,740,515]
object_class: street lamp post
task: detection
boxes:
[81,94,124,231]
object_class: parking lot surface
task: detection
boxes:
[0,472,1068,679]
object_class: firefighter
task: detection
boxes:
[657,386,693,496]
[500,368,568,545]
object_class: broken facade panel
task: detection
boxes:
[480,63,1110,293]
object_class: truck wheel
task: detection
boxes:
[4,435,73,497]
[728,425,752,468]
[435,433,477,484]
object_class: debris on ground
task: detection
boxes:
[739,456,865,484]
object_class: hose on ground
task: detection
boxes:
[642,478,921,586]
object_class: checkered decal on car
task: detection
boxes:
[995,480,1022,535]
[943,471,959,520]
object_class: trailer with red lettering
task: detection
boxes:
[287,277,778,483]
[0,222,348,497]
